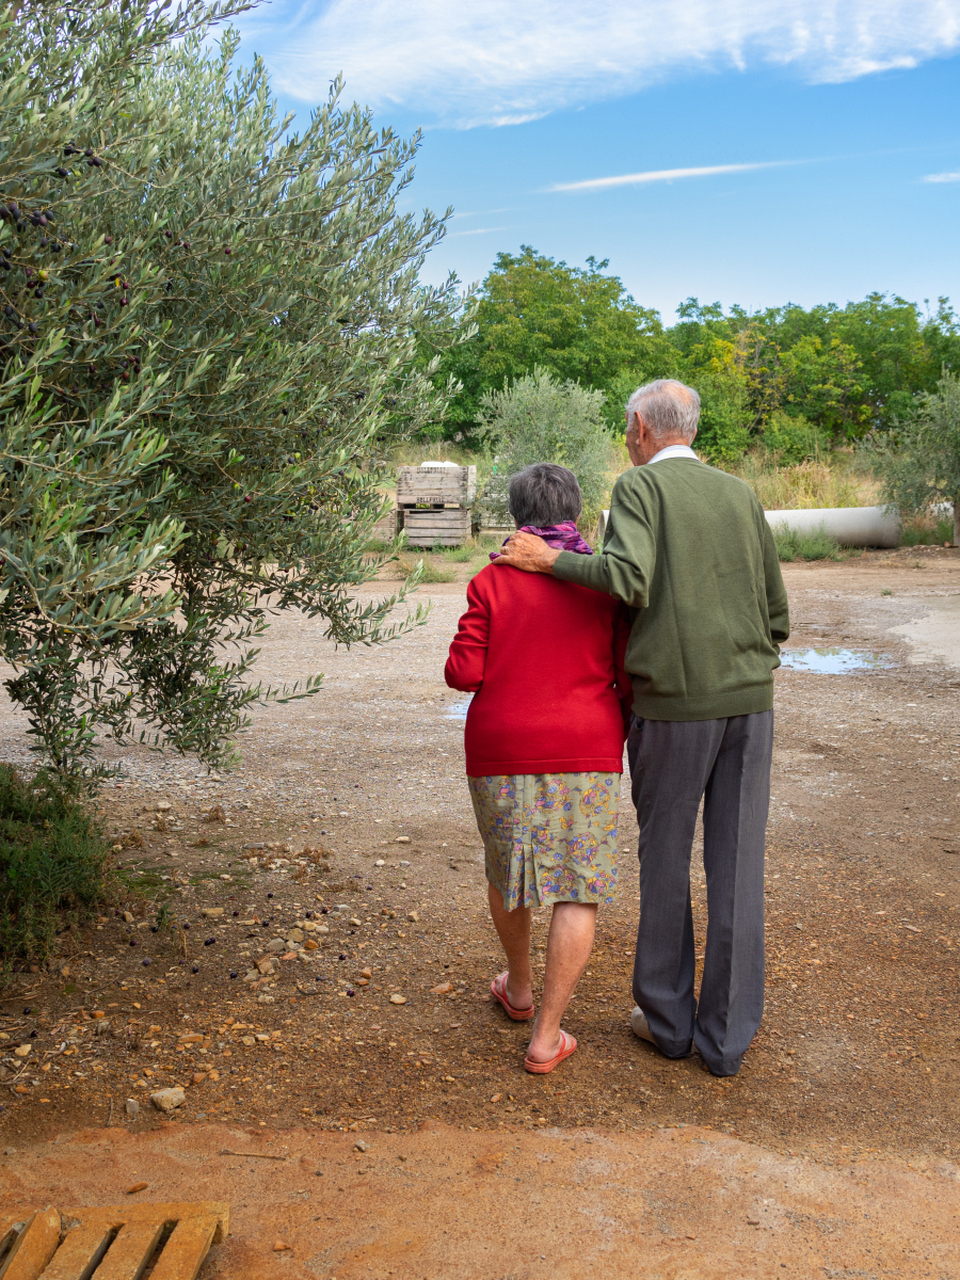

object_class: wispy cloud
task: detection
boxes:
[550,161,794,192]
[923,170,960,182]
[238,1,960,127]
[447,226,509,237]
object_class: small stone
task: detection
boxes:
[256,957,276,975]
[125,1099,140,1118]
[258,994,276,1004]
[354,1139,368,1152]
[13,1086,28,1095]
[407,911,419,923]
[315,925,329,935]
[273,1241,292,1252]
[430,982,453,995]
[746,1217,760,1226]
[13,1045,31,1057]
[126,1182,148,1194]
[201,907,224,918]
[375,859,386,867]
[360,968,372,979]
[389,994,407,1005]
[244,969,259,982]
[241,1036,255,1046]
[156,801,172,812]
[395,836,411,844]
[178,1033,203,1044]
[123,911,135,924]
[266,938,285,953]
[348,917,362,928]
[3,1148,16,1156]
[191,1072,208,1086]
[490,1093,501,1103]
[150,1087,186,1113]
[92,1010,106,1019]
[304,940,319,951]
[287,928,303,943]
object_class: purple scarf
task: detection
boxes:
[489,520,594,561]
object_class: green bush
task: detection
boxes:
[0,768,113,964]
[478,368,616,530]
[760,412,826,464]
[771,524,843,562]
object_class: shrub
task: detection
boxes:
[0,768,113,964]
[771,524,843,562]
[478,368,616,530]
[760,411,826,464]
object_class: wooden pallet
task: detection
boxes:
[0,1201,228,1280]
[401,507,473,547]
[396,465,476,507]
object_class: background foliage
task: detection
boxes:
[430,247,960,464]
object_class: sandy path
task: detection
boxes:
[0,546,959,1276]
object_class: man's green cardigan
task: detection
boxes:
[554,457,790,722]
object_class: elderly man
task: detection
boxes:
[493,378,789,1077]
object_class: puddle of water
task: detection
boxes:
[444,697,473,720]
[779,647,892,674]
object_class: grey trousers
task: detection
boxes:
[627,711,773,1077]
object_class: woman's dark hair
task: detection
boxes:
[508,463,582,527]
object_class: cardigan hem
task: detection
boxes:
[465,756,624,778]
[631,684,774,723]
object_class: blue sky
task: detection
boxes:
[233,1,960,323]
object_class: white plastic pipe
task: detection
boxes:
[764,505,901,548]
[598,504,901,547]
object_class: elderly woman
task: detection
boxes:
[445,463,630,1073]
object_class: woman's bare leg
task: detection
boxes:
[525,902,597,1063]
[487,881,534,1010]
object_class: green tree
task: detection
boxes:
[866,371,960,546]
[477,368,614,531]
[437,247,676,439]
[0,0,463,784]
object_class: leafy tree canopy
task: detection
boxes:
[1,0,464,784]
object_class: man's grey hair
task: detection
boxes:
[625,379,701,442]
[508,462,582,527]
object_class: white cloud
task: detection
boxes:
[239,1,960,126]
[550,161,793,191]
[923,170,960,181]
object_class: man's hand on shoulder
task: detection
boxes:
[491,531,560,575]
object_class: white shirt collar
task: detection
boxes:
[646,443,699,465]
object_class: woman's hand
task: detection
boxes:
[491,532,560,574]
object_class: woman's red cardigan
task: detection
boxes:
[444,562,633,778]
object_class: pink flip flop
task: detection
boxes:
[490,972,535,1021]
[524,1029,578,1075]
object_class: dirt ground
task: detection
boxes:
[1,544,959,1277]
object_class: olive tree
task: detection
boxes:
[0,0,464,783]
[477,368,616,532]
[867,370,960,546]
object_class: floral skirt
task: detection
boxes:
[468,771,621,911]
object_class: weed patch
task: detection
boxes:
[772,524,844,562]
[0,767,114,966]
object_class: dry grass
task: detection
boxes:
[726,452,881,510]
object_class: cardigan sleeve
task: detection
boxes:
[444,575,490,692]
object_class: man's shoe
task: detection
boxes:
[631,1006,655,1044]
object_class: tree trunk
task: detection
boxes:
[954,499,960,548]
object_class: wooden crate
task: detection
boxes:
[370,509,398,541]
[401,507,473,547]
[397,464,476,507]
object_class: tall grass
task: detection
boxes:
[0,767,114,965]
[727,452,880,510]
